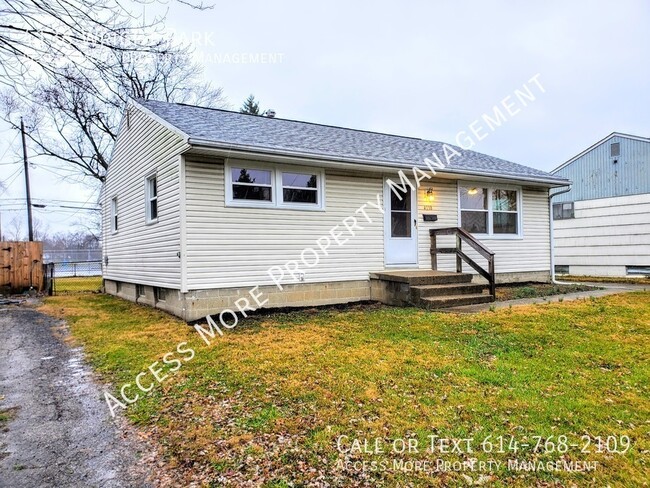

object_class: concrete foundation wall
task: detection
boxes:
[487,270,551,284]
[369,279,410,306]
[104,279,186,317]
[105,269,548,321]
[104,279,370,321]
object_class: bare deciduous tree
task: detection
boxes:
[5,215,23,241]
[0,0,225,183]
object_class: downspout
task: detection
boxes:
[549,185,572,284]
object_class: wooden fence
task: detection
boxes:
[0,241,44,293]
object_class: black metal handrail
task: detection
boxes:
[429,227,496,298]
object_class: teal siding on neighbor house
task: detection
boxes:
[552,134,650,203]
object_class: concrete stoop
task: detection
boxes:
[369,270,494,309]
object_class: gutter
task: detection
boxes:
[548,184,573,284]
[187,138,571,188]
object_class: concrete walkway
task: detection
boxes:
[444,281,649,313]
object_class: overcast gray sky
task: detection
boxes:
[1,0,649,236]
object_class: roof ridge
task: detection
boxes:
[552,131,650,174]
[136,98,568,185]
[140,98,425,142]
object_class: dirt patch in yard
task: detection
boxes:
[495,282,600,301]
[559,275,650,285]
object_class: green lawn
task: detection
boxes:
[54,276,102,293]
[41,293,650,487]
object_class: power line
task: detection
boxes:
[0,132,20,164]
[0,197,101,205]
[0,165,24,196]
[0,203,100,211]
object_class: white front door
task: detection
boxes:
[384,179,418,266]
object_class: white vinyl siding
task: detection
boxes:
[102,106,189,287]
[104,104,555,291]
[184,159,384,289]
[554,194,650,276]
[417,182,550,274]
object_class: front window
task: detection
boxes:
[459,185,521,236]
[459,187,488,233]
[492,189,518,234]
[226,163,324,209]
[281,171,318,204]
[231,167,273,201]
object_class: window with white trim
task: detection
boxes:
[459,186,488,233]
[111,197,118,233]
[231,167,273,202]
[146,175,158,222]
[459,185,521,236]
[281,171,319,204]
[226,163,324,209]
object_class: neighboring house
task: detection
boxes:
[102,99,569,320]
[551,132,650,277]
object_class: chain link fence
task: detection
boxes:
[46,261,103,294]
[44,249,102,262]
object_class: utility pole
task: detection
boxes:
[21,117,34,241]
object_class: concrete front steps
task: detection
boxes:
[369,270,494,309]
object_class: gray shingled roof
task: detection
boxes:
[139,99,568,184]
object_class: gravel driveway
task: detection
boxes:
[0,304,151,487]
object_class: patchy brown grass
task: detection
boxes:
[40,293,650,487]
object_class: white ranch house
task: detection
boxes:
[102,100,570,321]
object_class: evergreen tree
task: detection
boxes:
[240,95,261,115]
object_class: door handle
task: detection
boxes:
[414,218,417,228]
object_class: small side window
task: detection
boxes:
[146,175,158,223]
[626,266,650,276]
[154,287,166,302]
[553,202,574,220]
[111,197,118,233]
[136,284,145,297]
[610,142,620,158]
